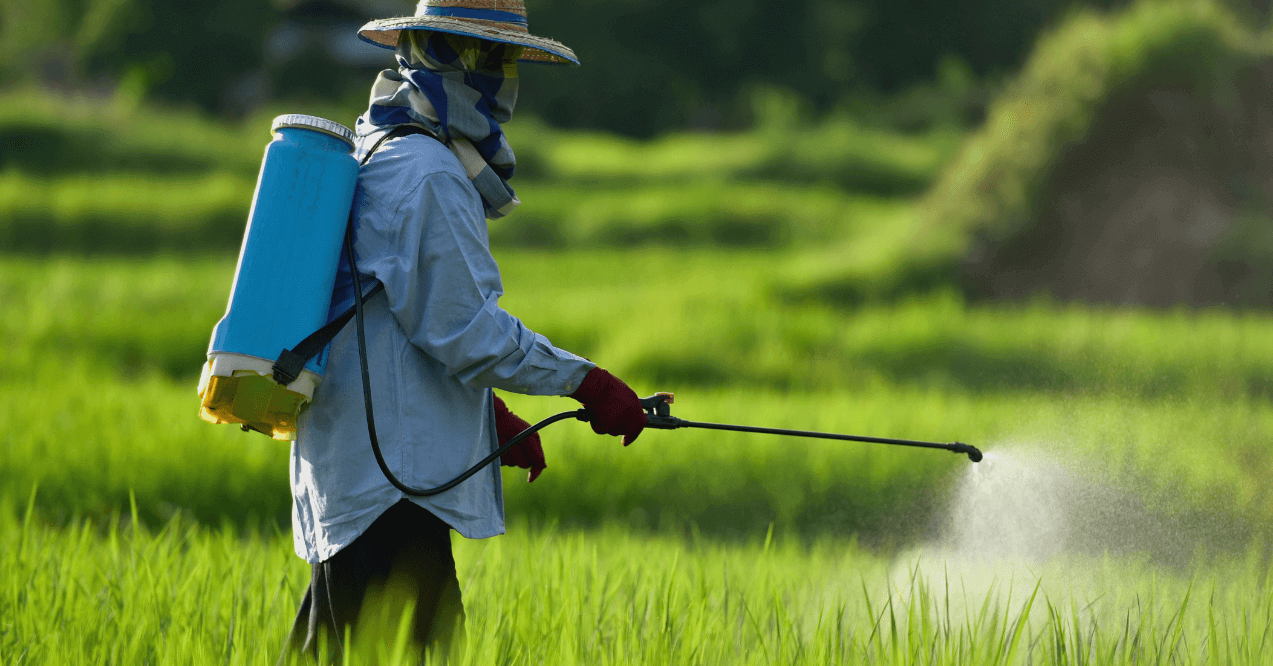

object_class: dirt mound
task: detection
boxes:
[963,62,1273,308]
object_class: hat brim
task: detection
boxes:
[358,17,579,66]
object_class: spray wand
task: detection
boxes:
[635,393,983,462]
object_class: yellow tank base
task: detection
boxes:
[198,373,309,441]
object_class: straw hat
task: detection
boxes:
[357,0,579,66]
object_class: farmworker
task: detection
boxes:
[280,0,648,660]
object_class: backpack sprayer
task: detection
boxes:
[198,115,981,494]
[197,115,360,439]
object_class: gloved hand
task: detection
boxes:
[570,367,647,446]
[494,395,545,483]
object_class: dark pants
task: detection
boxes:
[280,500,464,663]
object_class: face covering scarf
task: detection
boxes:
[356,31,522,219]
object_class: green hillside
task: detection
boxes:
[791,0,1273,306]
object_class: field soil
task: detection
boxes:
[964,61,1273,308]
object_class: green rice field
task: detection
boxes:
[4,248,1273,664]
[4,68,1273,661]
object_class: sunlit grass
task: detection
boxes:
[0,171,253,254]
[507,115,959,190]
[3,254,1273,543]
[5,495,1271,665]
[0,89,956,256]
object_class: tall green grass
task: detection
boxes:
[6,495,1272,665]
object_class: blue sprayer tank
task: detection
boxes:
[197,115,359,440]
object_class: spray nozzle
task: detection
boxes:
[950,442,983,463]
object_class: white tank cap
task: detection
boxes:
[271,114,356,148]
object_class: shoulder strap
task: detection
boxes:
[356,124,433,163]
[270,126,431,386]
[271,282,384,385]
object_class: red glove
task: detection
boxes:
[570,367,647,446]
[494,396,545,483]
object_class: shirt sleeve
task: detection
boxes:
[353,168,594,396]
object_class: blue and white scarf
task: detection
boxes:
[355,31,521,219]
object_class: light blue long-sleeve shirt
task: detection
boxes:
[290,131,594,563]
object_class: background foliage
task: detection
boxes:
[0,0,1159,136]
[6,0,1273,662]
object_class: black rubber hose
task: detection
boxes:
[346,224,589,496]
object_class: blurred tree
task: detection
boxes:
[520,0,870,135]
[1,0,141,87]
[0,0,280,107]
[104,2,283,111]
[2,0,1265,135]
